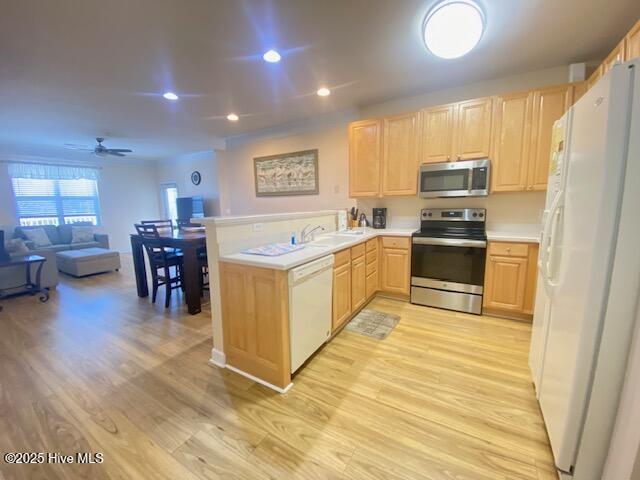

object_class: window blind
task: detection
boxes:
[8,163,101,226]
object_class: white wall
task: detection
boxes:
[217,125,353,216]
[98,162,161,251]
[156,150,221,217]
[357,192,546,230]
[0,158,161,252]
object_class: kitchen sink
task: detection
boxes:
[310,235,355,247]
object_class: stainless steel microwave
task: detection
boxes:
[418,159,490,198]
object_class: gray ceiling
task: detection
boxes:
[1,0,639,161]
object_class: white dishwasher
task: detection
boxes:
[289,254,334,373]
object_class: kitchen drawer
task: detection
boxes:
[488,242,529,257]
[366,260,377,276]
[351,243,366,260]
[366,238,378,252]
[366,250,377,266]
[334,249,351,268]
[381,236,410,250]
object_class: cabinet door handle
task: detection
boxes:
[457,154,461,160]
[447,155,450,161]
[507,248,512,253]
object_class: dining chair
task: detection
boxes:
[141,219,178,253]
[176,219,202,230]
[134,223,184,308]
[176,220,208,294]
[141,219,173,231]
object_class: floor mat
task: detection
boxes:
[345,309,400,339]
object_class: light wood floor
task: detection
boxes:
[0,254,556,480]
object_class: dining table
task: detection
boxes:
[130,229,207,315]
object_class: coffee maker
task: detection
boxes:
[372,208,387,229]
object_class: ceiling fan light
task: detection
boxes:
[423,0,485,59]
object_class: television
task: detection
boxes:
[176,196,205,221]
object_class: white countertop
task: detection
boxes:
[219,228,413,270]
[219,223,541,270]
[486,223,541,243]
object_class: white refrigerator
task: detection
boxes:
[529,60,640,478]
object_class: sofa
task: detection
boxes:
[0,223,110,291]
[14,223,109,253]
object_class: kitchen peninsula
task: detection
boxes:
[200,210,540,392]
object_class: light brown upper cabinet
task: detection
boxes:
[586,66,602,91]
[419,97,492,164]
[581,18,640,96]
[455,97,493,160]
[572,81,588,106]
[602,40,626,74]
[419,104,455,163]
[491,84,572,193]
[349,119,381,197]
[528,84,573,190]
[491,91,533,192]
[381,112,419,196]
[626,19,640,60]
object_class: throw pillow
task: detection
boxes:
[71,225,95,244]
[5,238,30,255]
[23,228,52,247]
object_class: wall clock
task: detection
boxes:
[191,171,201,185]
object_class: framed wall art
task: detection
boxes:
[253,149,319,197]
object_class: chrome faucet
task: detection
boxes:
[300,224,325,243]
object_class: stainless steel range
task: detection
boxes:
[411,208,487,314]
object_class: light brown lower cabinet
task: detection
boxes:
[332,237,389,333]
[365,239,379,300]
[483,242,539,318]
[380,236,411,296]
[351,255,366,312]
[219,261,291,389]
[332,251,352,332]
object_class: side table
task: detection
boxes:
[0,255,50,312]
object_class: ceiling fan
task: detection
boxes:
[64,137,133,157]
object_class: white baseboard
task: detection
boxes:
[224,364,293,394]
[208,348,226,368]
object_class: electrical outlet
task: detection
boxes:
[252,223,264,233]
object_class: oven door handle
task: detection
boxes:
[412,237,487,248]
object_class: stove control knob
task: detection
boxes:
[479,213,484,218]
[428,213,432,217]
[472,213,478,217]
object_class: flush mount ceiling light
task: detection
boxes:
[226,113,239,122]
[262,49,281,63]
[162,92,179,100]
[422,0,485,59]
[316,87,331,97]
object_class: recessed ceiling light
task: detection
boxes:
[163,92,179,100]
[227,113,239,122]
[423,0,485,59]
[317,87,331,97]
[263,49,281,63]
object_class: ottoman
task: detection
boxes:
[56,248,121,277]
